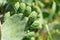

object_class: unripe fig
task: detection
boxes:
[24,6,31,17]
[14,2,20,11]
[18,3,26,13]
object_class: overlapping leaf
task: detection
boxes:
[2,14,28,40]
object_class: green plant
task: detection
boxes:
[1,0,60,40]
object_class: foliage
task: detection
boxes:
[2,14,28,40]
[0,0,60,40]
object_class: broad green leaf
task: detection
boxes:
[2,14,28,40]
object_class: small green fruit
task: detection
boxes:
[26,32,35,37]
[30,20,39,28]
[29,11,37,21]
[14,2,20,11]
[25,11,38,30]
[24,6,31,17]
[19,3,26,13]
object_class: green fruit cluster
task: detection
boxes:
[1,0,60,40]
[3,0,44,39]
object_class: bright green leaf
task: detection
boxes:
[2,14,28,40]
